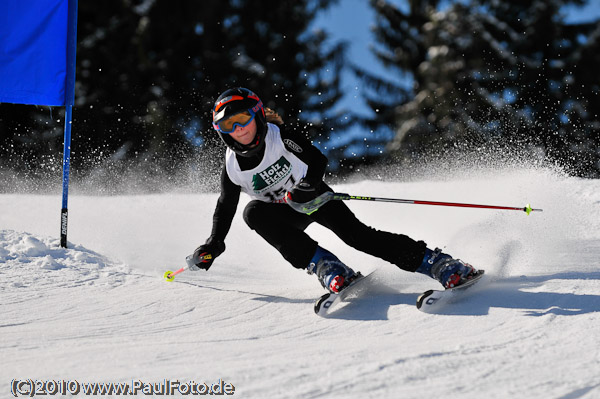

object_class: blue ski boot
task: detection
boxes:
[307,246,357,294]
[416,247,478,289]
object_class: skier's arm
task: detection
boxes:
[209,166,241,243]
[281,129,329,204]
[188,167,241,270]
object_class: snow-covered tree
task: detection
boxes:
[0,0,346,179]
[361,0,600,176]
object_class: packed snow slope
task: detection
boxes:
[2,167,600,399]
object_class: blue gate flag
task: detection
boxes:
[0,0,69,106]
[0,0,78,248]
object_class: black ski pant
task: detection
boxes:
[243,191,427,272]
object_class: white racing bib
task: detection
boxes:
[225,124,308,202]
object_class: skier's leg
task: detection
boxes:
[244,200,357,293]
[310,198,478,287]
[243,200,317,269]
[307,246,356,293]
[310,197,427,272]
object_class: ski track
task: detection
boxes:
[1,169,600,398]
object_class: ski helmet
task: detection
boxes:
[212,87,267,157]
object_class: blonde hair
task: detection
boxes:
[265,107,284,125]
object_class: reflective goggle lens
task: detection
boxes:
[215,111,254,133]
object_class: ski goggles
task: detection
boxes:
[213,109,256,134]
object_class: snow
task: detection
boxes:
[1,167,600,398]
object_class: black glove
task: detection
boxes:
[286,178,320,204]
[186,240,225,271]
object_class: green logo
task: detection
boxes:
[252,156,292,193]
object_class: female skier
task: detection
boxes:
[187,87,478,294]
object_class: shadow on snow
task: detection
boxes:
[335,271,600,319]
[169,271,600,320]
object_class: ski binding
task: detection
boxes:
[314,271,373,317]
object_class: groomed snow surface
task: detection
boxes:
[2,167,599,398]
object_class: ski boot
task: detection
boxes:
[416,247,478,289]
[307,246,357,294]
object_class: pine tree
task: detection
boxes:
[1,0,346,182]
[74,0,347,172]
[360,0,600,176]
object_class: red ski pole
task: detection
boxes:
[163,254,212,282]
[287,191,543,215]
[337,193,543,215]
[164,267,186,282]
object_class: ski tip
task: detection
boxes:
[314,293,332,315]
[416,290,435,310]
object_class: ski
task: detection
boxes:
[416,270,485,311]
[314,271,373,317]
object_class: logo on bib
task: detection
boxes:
[283,139,303,153]
[252,156,292,193]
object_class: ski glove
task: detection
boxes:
[187,240,225,271]
[286,178,320,204]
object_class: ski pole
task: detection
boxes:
[164,267,186,282]
[334,193,543,215]
[163,254,212,282]
[287,191,543,215]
